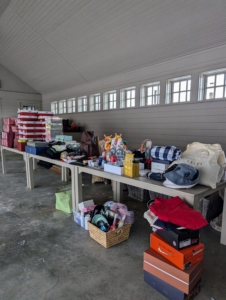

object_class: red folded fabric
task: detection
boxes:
[150,196,208,230]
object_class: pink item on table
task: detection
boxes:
[3,125,12,132]
[3,117,15,125]
[11,126,18,132]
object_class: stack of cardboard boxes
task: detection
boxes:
[1,117,17,148]
[144,227,204,299]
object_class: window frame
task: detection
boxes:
[120,87,136,108]
[78,96,88,112]
[51,101,58,114]
[140,82,160,106]
[59,99,66,114]
[103,90,117,110]
[67,98,76,113]
[166,75,191,104]
[198,69,226,101]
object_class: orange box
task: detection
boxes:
[143,248,203,294]
[150,232,204,270]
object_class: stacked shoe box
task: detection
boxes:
[143,228,204,299]
[18,110,45,141]
[1,117,16,147]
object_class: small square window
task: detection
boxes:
[120,87,136,108]
[78,96,87,112]
[166,76,191,104]
[59,100,66,114]
[89,93,101,111]
[199,69,226,101]
[140,82,160,106]
[103,91,116,110]
[51,101,58,114]
[67,98,76,113]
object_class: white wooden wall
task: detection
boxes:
[0,64,42,128]
[42,45,226,152]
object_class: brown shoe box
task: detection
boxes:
[143,247,203,294]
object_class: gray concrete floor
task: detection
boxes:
[0,155,226,300]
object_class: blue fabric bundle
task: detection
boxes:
[150,146,181,162]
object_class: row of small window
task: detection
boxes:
[51,69,226,114]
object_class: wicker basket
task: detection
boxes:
[88,221,131,248]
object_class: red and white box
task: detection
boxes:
[19,128,45,134]
[18,109,38,116]
[3,117,15,125]
[18,121,43,127]
[38,111,54,117]
[12,126,18,132]
[2,132,10,139]
[1,139,11,147]
[14,139,18,148]
[18,115,38,121]
[3,125,12,132]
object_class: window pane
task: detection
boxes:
[147,96,152,105]
[110,102,113,109]
[173,93,179,103]
[207,76,215,87]
[187,80,191,90]
[180,81,187,91]
[147,87,152,96]
[180,92,186,102]
[153,85,159,93]
[110,94,113,101]
[187,91,190,101]
[173,82,179,92]
[113,102,116,109]
[215,87,224,98]
[216,74,224,86]
[127,100,131,107]
[131,99,135,107]
[126,91,130,99]
[206,88,214,99]
[131,90,135,98]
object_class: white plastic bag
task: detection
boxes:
[170,142,226,189]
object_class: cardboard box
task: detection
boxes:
[104,163,124,175]
[155,227,199,250]
[151,159,170,173]
[27,141,49,148]
[55,135,73,141]
[150,233,204,270]
[25,146,48,155]
[143,247,203,294]
[78,199,94,211]
[144,270,201,300]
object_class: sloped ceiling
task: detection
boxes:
[1,0,226,95]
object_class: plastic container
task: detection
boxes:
[17,140,27,151]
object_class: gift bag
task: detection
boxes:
[170,142,226,189]
[55,185,72,213]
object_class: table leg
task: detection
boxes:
[27,155,34,189]
[220,188,226,245]
[73,166,83,212]
[1,147,7,174]
[112,181,123,202]
[61,167,65,181]
[33,158,38,170]
[61,167,69,182]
